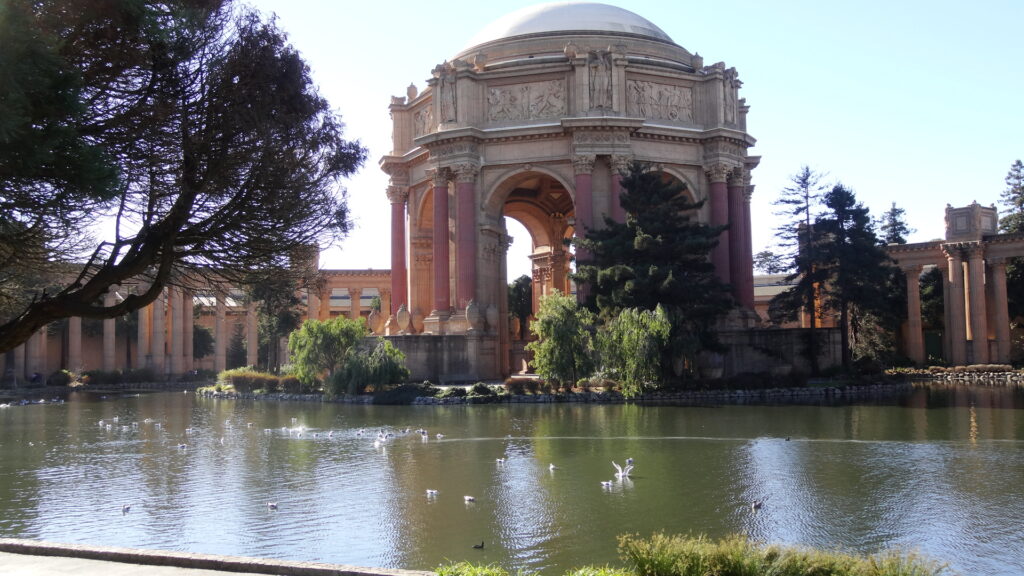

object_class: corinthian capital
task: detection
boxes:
[428,168,451,188]
[610,155,633,174]
[453,163,480,183]
[706,163,730,184]
[572,155,595,175]
[386,185,409,204]
[727,167,747,187]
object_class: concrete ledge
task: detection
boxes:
[0,538,435,576]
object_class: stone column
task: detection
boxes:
[348,288,362,321]
[136,286,150,370]
[34,326,48,378]
[902,265,925,365]
[387,185,409,316]
[454,163,479,309]
[170,286,184,376]
[246,300,258,367]
[380,288,392,323]
[706,164,731,285]
[742,181,756,309]
[103,292,117,371]
[965,244,989,364]
[13,342,25,384]
[943,246,967,365]
[183,290,194,372]
[990,258,1012,363]
[727,168,748,304]
[307,286,320,323]
[68,316,82,371]
[151,288,166,376]
[214,293,227,374]
[430,169,451,315]
[610,155,631,224]
[572,155,595,265]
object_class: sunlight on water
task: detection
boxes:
[0,388,1022,575]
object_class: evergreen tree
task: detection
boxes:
[877,202,915,245]
[574,162,731,377]
[507,274,533,338]
[815,184,900,370]
[753,250,789,274]
[999,160,1024,325]
[770,166,828,374]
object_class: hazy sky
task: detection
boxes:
[245,0,1024,280]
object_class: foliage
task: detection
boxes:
[80,368,157,385]
[326,337,409,396]
[768,166,829,373]
[192,324,215,360]
[218,367,280,393]
[877,202,915,245]
[226,324,248,369]
[436,562,509,576]
[575,162,731,378]
[251,275,303,372]
[508,274,533,337]
[372,381,436,405]
[526,290,596,388]
[469,382,496,396]
[617,533,950,576]
[752,250,789,274]
[288,316,368,387]
[46,369,74,387]
[0,0,367,352]
[436,386,467,399]
[999,160,1024,325]
[598,306,671,398]
[919,267,945,331]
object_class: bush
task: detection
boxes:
[503,378,526,395]
[326,338,410,396]
[436,386,466,399]
[469,382,494,396]
[47,369,74,387]
[617,533,950,576]
[374,382,437,405]
[218,367,282,393]
[81,369,123,386]
[436,562,508,576]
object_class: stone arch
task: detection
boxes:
[482,165,575,220]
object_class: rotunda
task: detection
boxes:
[380,2,758,380]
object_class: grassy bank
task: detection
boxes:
[438,533,951,576]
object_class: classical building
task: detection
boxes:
[380,2,758,380]
[887,202,1024,365]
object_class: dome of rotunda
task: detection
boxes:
[459,2,676,55]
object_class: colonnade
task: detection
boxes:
[706,163,755,309]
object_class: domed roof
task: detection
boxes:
[462,2,674,52]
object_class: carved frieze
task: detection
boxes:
[429,141,479,159]
[626,80,693,122]
[573,131,629,145]
[487,79,566,122]
[413,106,434,137]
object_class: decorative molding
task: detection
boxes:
[487,79,566,122]
[572,155,595,175]
[428,140,479,159]
[705,164,731,183]
[626,80,693,122]
[573,131,630,145]
[453,163,480,183]
[385,185,409,204]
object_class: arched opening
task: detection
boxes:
[499,173,575,372]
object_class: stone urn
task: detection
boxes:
[396,304,412,334]
[367,309,383,334]
[465,300,485,333]
[510,314,522,340]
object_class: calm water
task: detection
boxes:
[1,387,1022,575]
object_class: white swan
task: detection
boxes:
[613,461,633,478]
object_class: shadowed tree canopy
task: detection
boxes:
[0,0,367,352]
[574,162,731,374]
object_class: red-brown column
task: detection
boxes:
[610,155,630,224]
[573,155,595,263]
[727,168,747,304]
[431,169,451,314]
[706,164,731,285]
[742,184,755,308]
[903,265,925,365]
[943,245,967,365]
[990,258,1012,363]
[965,243,989,364]
[386,185,408,316]
[455,163,479,309]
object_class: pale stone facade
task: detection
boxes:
[380,3,758,380]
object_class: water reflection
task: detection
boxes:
[0,387,1021,575]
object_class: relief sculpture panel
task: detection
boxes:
[487,80,566,123]
[626,80,693,122]
[413,105,434,137]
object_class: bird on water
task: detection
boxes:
[473,541,485,549]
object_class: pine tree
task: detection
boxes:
[769,166,828,374]
[998,159,1024,325]
[877,202,915,245]
[815,184,900,370]
[574,162,731,378]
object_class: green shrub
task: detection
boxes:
[47,369,74,386]
[81,369,123,386]
[326,338,410,396]
[374,382,436,405]
[437,386,467,399]
[504,378,526,395]
[436,562,508,576]
[279,376,303,393]
[469,382,494,396]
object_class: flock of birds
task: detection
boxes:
[92,412,771,542]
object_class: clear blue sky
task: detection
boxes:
[246,0,1024,279]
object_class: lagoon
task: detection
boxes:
[0,386,1022,575]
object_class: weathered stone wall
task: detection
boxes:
[385,334,500,383]
[720,327,843,376]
